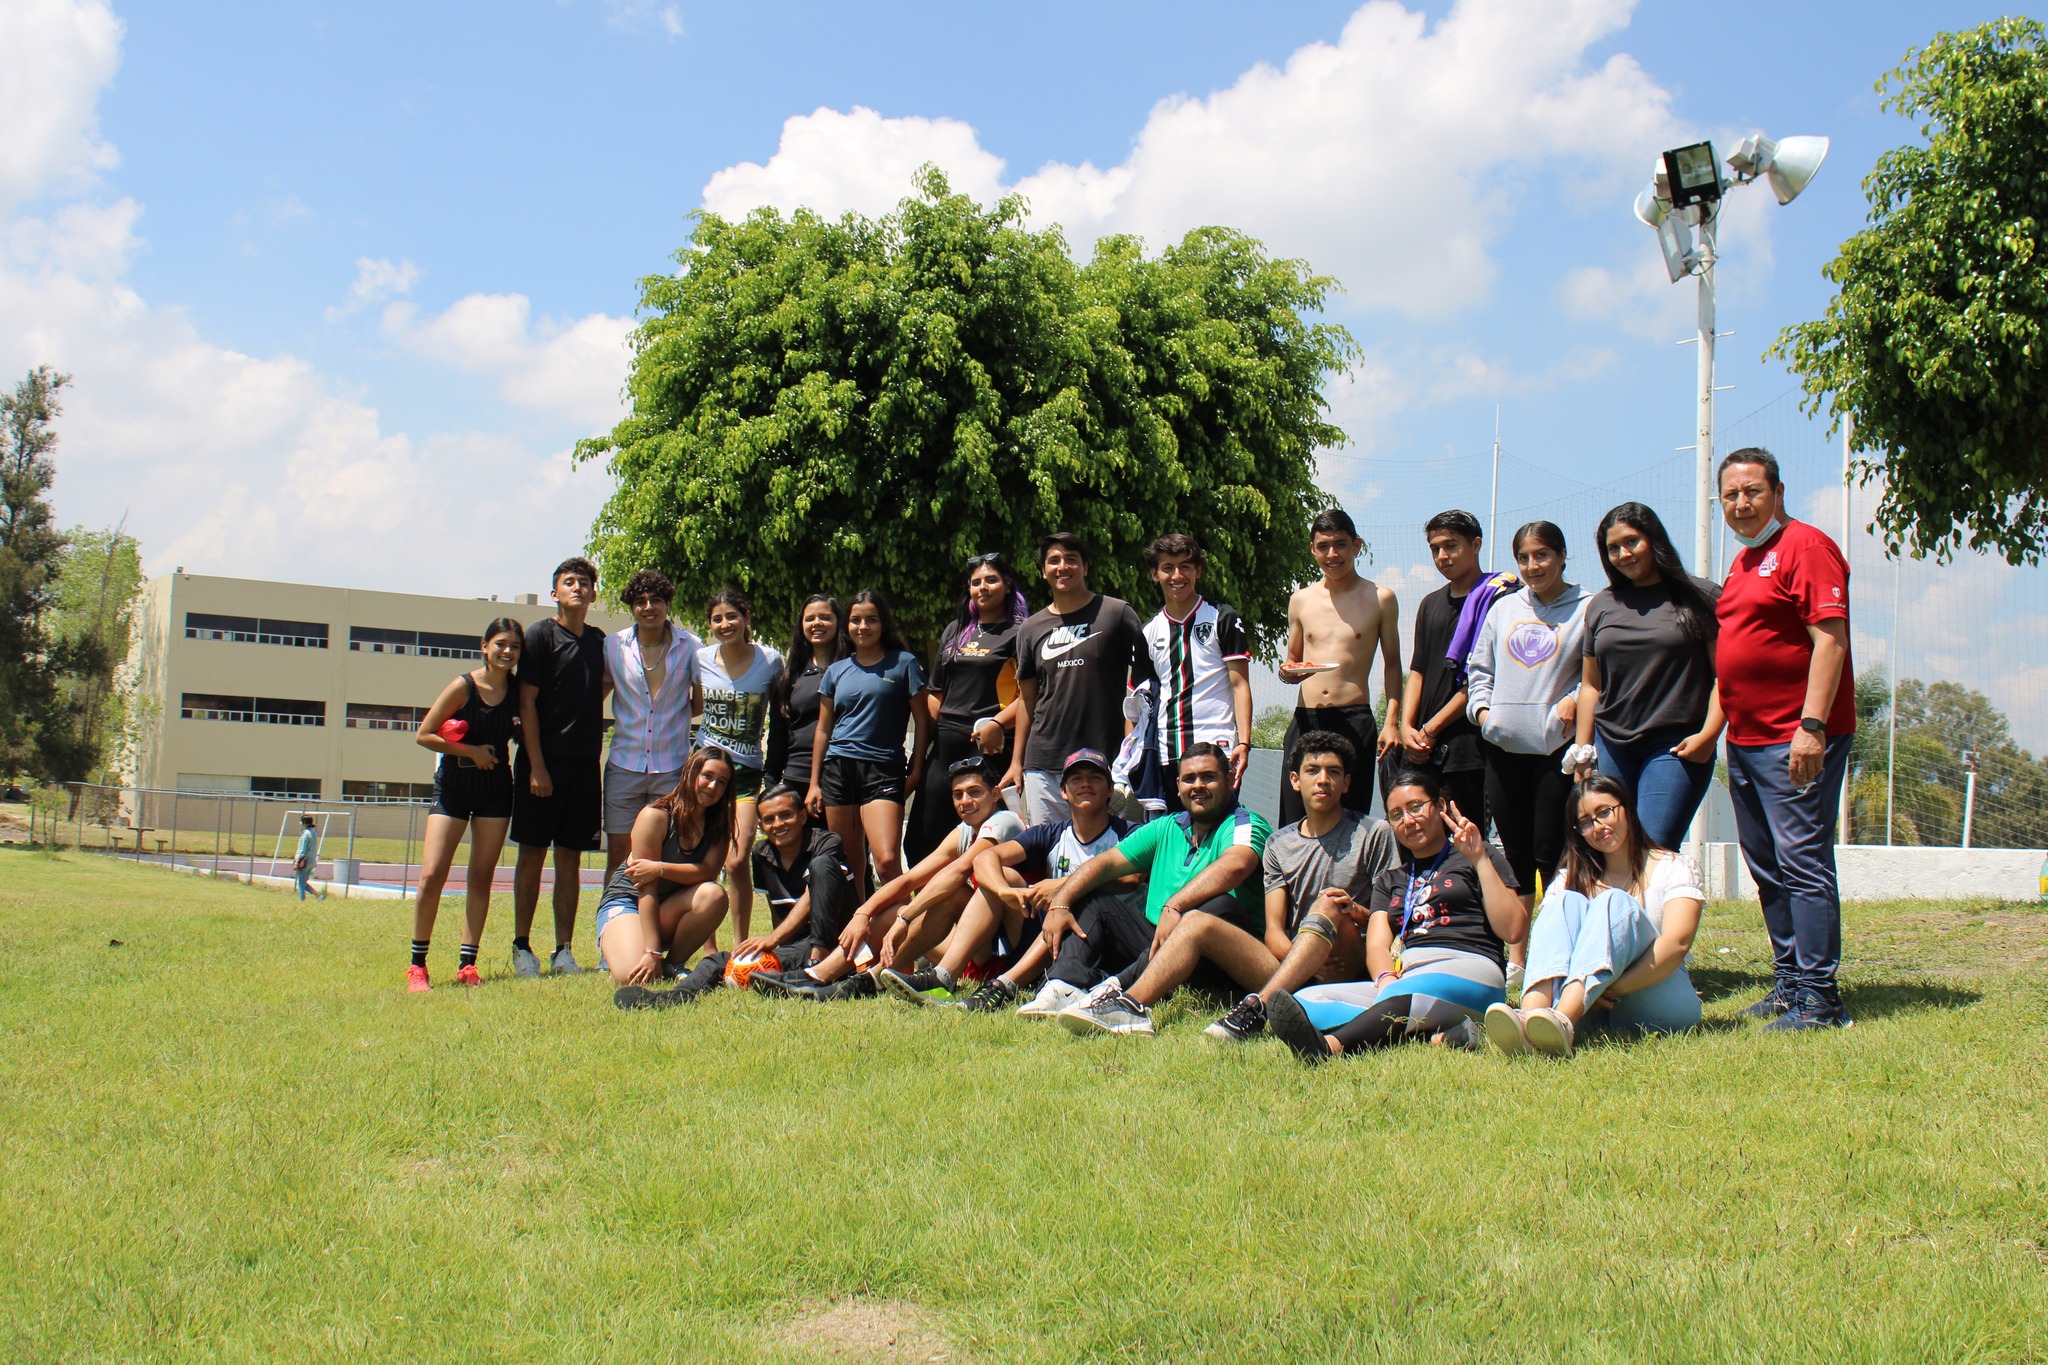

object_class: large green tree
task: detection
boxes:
[578,169,1354,654]
[48,523,145,782]
[1772,19,2048,563]
[0,367,83,780]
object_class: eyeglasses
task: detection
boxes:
[1389,799,1436,822]
[1576,803,1624,833]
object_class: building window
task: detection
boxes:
[345,703,431,731]
[180,694,327,726]
[341,780,435,803]
[185,613,328,648]
[251,776,322,799]
[348,626,482,660]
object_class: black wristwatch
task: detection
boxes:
[1799,717,1827,735]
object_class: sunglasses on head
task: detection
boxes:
[949,756,990,779]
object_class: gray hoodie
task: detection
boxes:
[1464,581,1590,755]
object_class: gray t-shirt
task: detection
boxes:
[1582,577,1720,745]
[954,809,1027,855]
[1261,811,1400,931]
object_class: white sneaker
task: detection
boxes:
[1057,984,1155,1036]
[512,945,543,979]
[549,946,583,975]
[1504,961,1525,994]
[1016,979,1084,1017]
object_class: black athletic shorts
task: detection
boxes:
[511,748,603,851]
[820,754,907,807]
[431,762,514,822]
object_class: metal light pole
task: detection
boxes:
[1692,212,1718,576]
[1960,749,1978,850]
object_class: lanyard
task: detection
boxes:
[1398,846,1450,940]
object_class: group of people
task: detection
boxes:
[399,443,1859,1052]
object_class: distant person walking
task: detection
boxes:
[511,557,612,978]
[1277,508,1403,826]
[1713,448,1856,1032]
[408,616,523,990]
[292,815,324,901]
[603,570,700,880]
[1570,503,1723,849]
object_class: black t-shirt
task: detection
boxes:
[515,618,608,758]
[930,622,1019,727]
[768,664,828,785]
[1015,594,1153,770]
[1583,577,1720,745]
[1367,841,1519,970]
[750,827,852,914]
[1409,582,1483,773]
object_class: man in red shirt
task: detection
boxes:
[1713,448,1855,1031]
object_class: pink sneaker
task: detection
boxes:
[406,965,431,993]
[454,964,482,987]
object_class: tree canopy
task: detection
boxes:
[577,169,1355,654]
[1772,19,2048,564]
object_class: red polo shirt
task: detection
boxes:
[1716,519,1856,746]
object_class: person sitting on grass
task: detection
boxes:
[901,748,1134,1012]
[1483,774,1703,1057]
[604,748,736,1010]
[1040,744,1272,1037]
[732,783,859,975]
[1264,769,1525,1062]
[1199,731,1400,1041]
[757,758,1021,1003]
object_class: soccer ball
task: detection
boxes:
[724,950,778,988]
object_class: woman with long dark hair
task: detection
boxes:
[692,587,784,941]
[1482,773,1703,1056]
[807,588,931,890]
[597,745,736,999]
[407,616,523,991]
[907,553,1029,862]
[766,594,850,795]
[1464,521,1590,977]
[1568,502,1725,849]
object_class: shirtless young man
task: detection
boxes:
[1277,508,1403,826]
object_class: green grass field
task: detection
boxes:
[5,848,2046,1363]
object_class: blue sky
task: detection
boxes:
[6,0,2045,742]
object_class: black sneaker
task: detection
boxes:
[879,967,951,1006]
[961,978,1018,1013]
[1204,993,1267,1042]
[1263,990,1330,1065]
[1762,985,1854,1032]
[676,952,729,995]
[1738,981,1796,1020]
[749,970,808,999]
[613,983,702,1011]
[816,972,878,1002]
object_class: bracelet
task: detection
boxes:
[1375,971,1398,986]
[643,947,664,959]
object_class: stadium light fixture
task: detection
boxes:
[1632,132,1830,577]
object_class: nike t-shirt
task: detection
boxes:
[1015,594,1153,771]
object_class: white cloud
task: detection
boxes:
[702,0,1680,320]
[326,256,419,321]
[660,7,682,38]
[380,292,633,429]
[0,0,122,213]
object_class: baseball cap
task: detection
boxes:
[1061,748,1112,779]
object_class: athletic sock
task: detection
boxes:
[931,964,955,990]
[556,943,571,955]
[459,943,479,969]
[512,936,531,953]
[410,940,430,968]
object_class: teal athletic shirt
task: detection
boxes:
[1113,805,1271,923]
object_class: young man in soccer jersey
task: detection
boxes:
[1277,508,1404,827]
[1142,533,1253,799]
[1039,744,1271,1036]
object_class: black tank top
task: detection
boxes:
[603,812,724,900]
[446,674,517,769]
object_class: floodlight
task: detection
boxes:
[1656,212,1696,282]
[1661,141,1722,210]
[1726,133,1829,205]
[1633,184,1669,228]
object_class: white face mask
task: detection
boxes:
[1730,516,1784,550]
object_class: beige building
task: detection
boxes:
[125,572,629,802]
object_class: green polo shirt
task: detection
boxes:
[1114,806,1271,923]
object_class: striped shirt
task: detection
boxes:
[605,623,701,774]
[1142,598,1249,762]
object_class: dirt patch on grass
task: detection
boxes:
[772,1299,954,1362]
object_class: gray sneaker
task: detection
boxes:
[512,944,543,979]
[550,946,583,975]
[1056,984,1155,1036]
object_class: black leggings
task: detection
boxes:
[1328,992,1474,1052]
[1481,741,1570,895]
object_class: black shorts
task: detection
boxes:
[511,748,603,851]
[821,754,907,807]
[431,762,514,822]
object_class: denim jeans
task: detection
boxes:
[1525,887,1701,1034]
[1724,735,1852,992]
[1594,724,1716,850]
